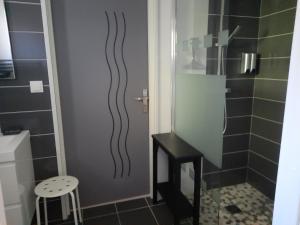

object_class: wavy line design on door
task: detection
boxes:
[105,11,131,178]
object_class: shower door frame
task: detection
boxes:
[40,0,165,219]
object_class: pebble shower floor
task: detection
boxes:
[198,183,274,225]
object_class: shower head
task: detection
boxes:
[228,25,241,42]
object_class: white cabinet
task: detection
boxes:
[0,131,35,225]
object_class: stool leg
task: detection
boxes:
[75,187,83,223]
[43,198,48,225]
[70,191,78,225]
[35,196,41,225]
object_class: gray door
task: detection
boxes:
[51,0,149,206]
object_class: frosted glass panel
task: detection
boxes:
[174,74,226,168]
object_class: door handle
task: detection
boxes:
[134,89,149,113]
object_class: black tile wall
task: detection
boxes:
[252,98,285,122]
[10,33,46,59]
[249,135,280,163]
[260,0,297,16]
[223,134,249,153]
[259,9,296,37]
[0,111,54,135]
[30,134,56,159]
[226,79,254,98]
[204,168,247,189]
[0,60,49,86]
[206,0,260,187]
[5,2,43,31]
[0,87,51,112]
[248,0,297,199]
[251,117,282,143]
[222,151,248,170]
[1,1,57,183]
[258,35,293,58]
[226,98,252,117]
[247,169,276,199]
[224,0,261,17]
[33,157,58,180]
[224,116,251,135]
[248,152,278,181]
[254,79,287,101]
[258,58,290,80]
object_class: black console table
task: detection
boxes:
[152,133,203,225]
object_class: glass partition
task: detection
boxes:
[174,0,227,224]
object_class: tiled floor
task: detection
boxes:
[32,197,191,225]
[32,183,273,225]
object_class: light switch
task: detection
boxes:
[30,81,44,93]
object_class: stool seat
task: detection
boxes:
[35,176,78,198]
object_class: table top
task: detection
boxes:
[152,132,203,162]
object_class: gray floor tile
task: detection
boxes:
[119,208,157,225]
[116,198,147,212]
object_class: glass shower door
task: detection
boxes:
[174,0,226,224]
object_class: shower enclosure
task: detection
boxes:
[173,0,297,224]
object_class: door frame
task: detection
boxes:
[41,0,170,213]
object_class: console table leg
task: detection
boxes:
[153,140,159,204]
[174,162,181,225]
[168,155,174,185]
[193,159,201,225]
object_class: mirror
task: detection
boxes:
[0,0,15,79]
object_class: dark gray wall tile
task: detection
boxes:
[226,98,253,117]
[222,151,248,169]
[0,60,49,86]
[247,169,276,199]
[203,158,220,173]
[259,9,296,37]
[253,98,285,122]
[225,16,259,38]
[224,0,261,17]
[254,79,287,101]
[226,79,254,98]
[251,117,283,143]
[0,111,54,135]
[258,58,290,80]
[261,0,297,16]
[204,168,247,189]
[258,35,293,57]
[0,87,51,112]
[9,33,46,59]
[209,0,221,14]
[5,2,43,31]
[223,134,250,153]
[33,157,58,180]
[208,16,259,38]
[31,135,56,159]
[225,116,251,135]
[248,152,278,181]
[250,135,280,163]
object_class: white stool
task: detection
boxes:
[34,176,83,225]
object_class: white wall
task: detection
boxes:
[0,182,7,225]
[273,2,300,225]
[155,0,174,183]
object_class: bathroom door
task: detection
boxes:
[51,0,149,206]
